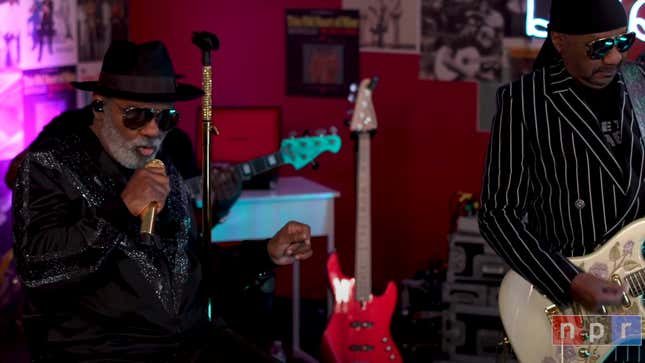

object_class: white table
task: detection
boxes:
[212,176,339,360]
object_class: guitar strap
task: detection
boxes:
[622,62,645,141]
[621,62,645,230]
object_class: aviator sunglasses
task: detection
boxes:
[586,32,636,60]
[105,101,180,131]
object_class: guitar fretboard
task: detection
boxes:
[184,151,285,202]
[235,152,285,181]
[355,132,372,302]
[626,268,645,296]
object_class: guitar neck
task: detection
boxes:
[355,132,372,302]
[184,151,285,202]
[234,151,285,181]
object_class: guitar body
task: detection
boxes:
[499,218,645,363]
[322,253,402,363]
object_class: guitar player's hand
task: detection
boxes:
[210,165,242,219]
[570,272,624,312]
[268,221,313,265]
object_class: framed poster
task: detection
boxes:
[0,0,22,70]
[343,0,420,53]
[286,9,359,98]
[0,72,24,159]
[420,0,504,82]
[77,0,128,62]
[22,66,76,144]
[19,0,78,70]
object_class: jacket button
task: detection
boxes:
[575,199,586,209]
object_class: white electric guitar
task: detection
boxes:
[499,218,645,362]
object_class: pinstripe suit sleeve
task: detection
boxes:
[479,84,580,307]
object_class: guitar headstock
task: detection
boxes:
[348,76,379,133]
[281,129,342,170]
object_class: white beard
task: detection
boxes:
[98,119,165,169]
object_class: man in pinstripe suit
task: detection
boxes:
[479,0,645,360]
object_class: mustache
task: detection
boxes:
[133,137,163,149]
[593,63,622,75]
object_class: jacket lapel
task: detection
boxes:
[618,75,645,203]
[544,62,627,194]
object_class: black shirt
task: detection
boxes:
[575,77,625,160]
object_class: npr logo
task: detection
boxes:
[552,315,642,346]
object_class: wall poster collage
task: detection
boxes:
[0,0,128,252]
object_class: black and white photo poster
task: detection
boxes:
[343,0,420,53]
[420,0,505,82]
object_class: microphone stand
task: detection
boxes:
[192,31,220,322]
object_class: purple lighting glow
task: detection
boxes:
[0,71,25,160]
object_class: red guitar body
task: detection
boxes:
[322,252,402,363]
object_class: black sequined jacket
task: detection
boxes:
[12,107,275,358]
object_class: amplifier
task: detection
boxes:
[442,282,488,306]
[442,304,505,358]
[195,107,281,189]
[447,234,509,283]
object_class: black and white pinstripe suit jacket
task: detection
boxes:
[479,61,645,306]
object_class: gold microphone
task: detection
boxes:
[140,159,166,235]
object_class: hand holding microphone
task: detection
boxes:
[121,159,170,235]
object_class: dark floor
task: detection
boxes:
[0,296,327,363]
[0,320,29,363]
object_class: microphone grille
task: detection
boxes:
[144,159,165,169]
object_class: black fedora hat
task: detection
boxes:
[71,41,204,102]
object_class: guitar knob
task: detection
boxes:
[344,119,351,127]
[316,128,326,136]
[288,131,297,138]
[329,126,338,135]
[303,129,311,136]
[311,161,320,170]
[348,94,356,103]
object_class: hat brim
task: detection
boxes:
[70,81,204,102]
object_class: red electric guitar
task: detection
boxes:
[322,77,402,363]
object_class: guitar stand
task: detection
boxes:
[496,336,513,363]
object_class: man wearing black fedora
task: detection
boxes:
[11,40,313,362]
[480,0,645,361]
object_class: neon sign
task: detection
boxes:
[525,0,549,38]
[527,0,645,41]
[629,0,645,41]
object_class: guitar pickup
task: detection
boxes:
[350,321,374,329]
[349,345,374,351]
[611,274,632,308]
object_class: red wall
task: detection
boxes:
[130,1,644,297]
[128,0,494,296]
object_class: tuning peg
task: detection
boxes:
[369,76,380,90]
[288,131,298,138]
[329,126,338,135]
[311,160,320,170]
[316,128,326,136]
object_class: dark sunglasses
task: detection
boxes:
[586,32,636,60]
[117,104,180,131]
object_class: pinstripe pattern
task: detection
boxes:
[479,62,645,306]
